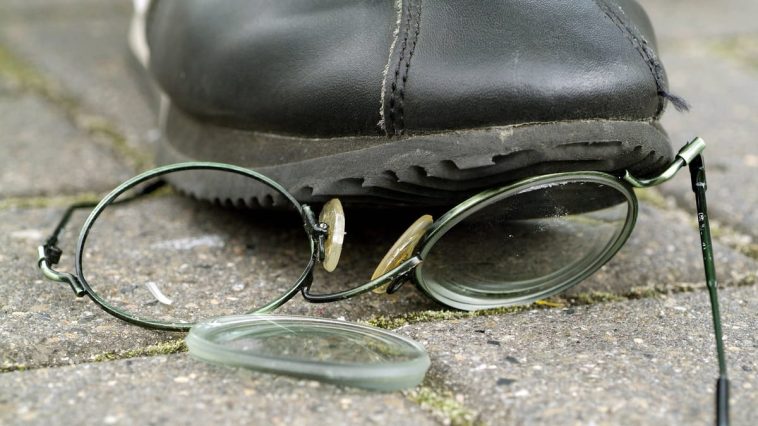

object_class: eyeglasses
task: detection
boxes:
[37,137,729,425]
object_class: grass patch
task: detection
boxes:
[92,339,187,363]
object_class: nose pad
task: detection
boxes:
[371,214,433,293]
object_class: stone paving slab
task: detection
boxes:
[0,74,14,95]
[2,282,754,426]
[0,208,178,371]
[653,37,758,238]
[574,201,757,296]
[0,203,440,371]
[0,354,437,426]
[0,2,156,157]
[639,0,758,40]
[0,2,756,425]
[0,92,132,198]
[0,0,124,17]
[402,285,758,425]
[3,195,754,372]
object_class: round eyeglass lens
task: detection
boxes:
[416,174,636,310]
[186,315,430,391]
[78,166,312,326]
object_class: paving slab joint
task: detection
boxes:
[637,187,758,260]
[364,274,758,331]
[91,339,187,363]
[405,379,483,426]
[0,183,176,211]
[0,363,28,374]
[702,218,758,261]
[708,34,758,71]
[0,43,152,172]
[362,305,534,330]
[634,187,672,210]
[0,193,102,211]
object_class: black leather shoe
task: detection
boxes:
[130,0,684,207]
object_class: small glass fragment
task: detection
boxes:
[318,199,346,272]
[145,281,173,305]
[371,215,433,293]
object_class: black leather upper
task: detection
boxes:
[147,0,668,138]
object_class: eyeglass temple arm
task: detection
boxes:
[37,180,168,296]
[626,138,729,425]
[689,154,729,426]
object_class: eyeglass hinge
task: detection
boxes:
[43,243,63,265]
[623,137,706,188]
[301,205,328,262]
[37,245,86,297]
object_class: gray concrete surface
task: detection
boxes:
[402,285,758,425]
[0,95,131,198]
[0,354,437,426]
[0,1,756,425]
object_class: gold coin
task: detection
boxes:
[318,199,346,272]
[371,215,433,293]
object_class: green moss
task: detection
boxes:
[736,244,758,260]
[364,305,531,329]
[704,219,726,239]
[626,286,663,300]
[0,364,27,373]
[634,187,670,210]
[406,385,480,426]
[0,192,102,210]
[365,290,665,330]
[569,291,625,305]
[0,45,151,171]
[701,219,758,261]
[734,272,757,287]
[93,339,187,362]
[709,35,758,71]
[0,44,79,114]
[81,116,152,171]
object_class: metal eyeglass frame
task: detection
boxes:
[37,137,729,425]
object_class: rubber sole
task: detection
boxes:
[157,102,672,208]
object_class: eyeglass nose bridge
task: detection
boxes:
[300,256,422,303]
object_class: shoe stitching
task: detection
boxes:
[387,0,413,136]
[378,0,403,132]
[594,0,689,117]
[397,0,422,135]
[388,0,422,136]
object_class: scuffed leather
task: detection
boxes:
[147,0,665,138]
[607,0,659,49]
